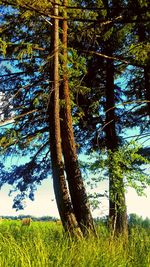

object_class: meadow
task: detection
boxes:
[0,220,150,267]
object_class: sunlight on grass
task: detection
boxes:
[0,220,150,267]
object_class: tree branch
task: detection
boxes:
[0,109,40,128]
[1,1,149,24]
[79,49,146,68]
[31,141,49,163]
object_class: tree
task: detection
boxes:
[0,0,96,236]
[66,0,149,236]
[60,0,96,235]
[103,0,128,236]
[122,0,150,158]
[67,0,128,235]
[131,0,150,117]
[48,1,82,237]
[0,0,149,238]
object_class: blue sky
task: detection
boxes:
[0,178,150,219]
[0,135,149,219]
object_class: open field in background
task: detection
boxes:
[0,220,150,267]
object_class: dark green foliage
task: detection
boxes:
[129,213,150,229]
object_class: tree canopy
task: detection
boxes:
[0,0,149,236]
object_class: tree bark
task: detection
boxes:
[60,0,96,236]
[138,23,150,117]
[105,51,128,236]
[102,0,128,236]
[144,65,150,117]
[48,1,83,238]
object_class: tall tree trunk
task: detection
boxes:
[102,0,128,236]
[144,66,150,116]
[105,53,128,236]
[48,1,82,238]
[60,0,96,236]
[138,24,150,117]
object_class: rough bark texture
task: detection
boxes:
[60,0,96,236]
[48,2,83,238]
[105,53,128,236]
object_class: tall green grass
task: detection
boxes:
[0,220,150,267]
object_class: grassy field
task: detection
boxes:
[0,220,150,267]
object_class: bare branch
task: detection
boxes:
[106,100,150,113]
[0,109,39,128]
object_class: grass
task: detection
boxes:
[0,220,150,267]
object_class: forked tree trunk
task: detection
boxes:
[105,54,128,236]
[48,1,83,238]
[60,0,96,236]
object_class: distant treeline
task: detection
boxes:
[95,214,150,229]
[128,214,150,229]
[1,214,150,228]
[0,215,57,222]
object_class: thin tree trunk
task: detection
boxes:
[60,0,96,236]
[105,54,128,236]
[48,1,83,238]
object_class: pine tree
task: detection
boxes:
[59,0,96,235]
[0,0,95,236]
[48,1,83,237]
[0,0,149,237]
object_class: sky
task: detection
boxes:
[0,177,150,219]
